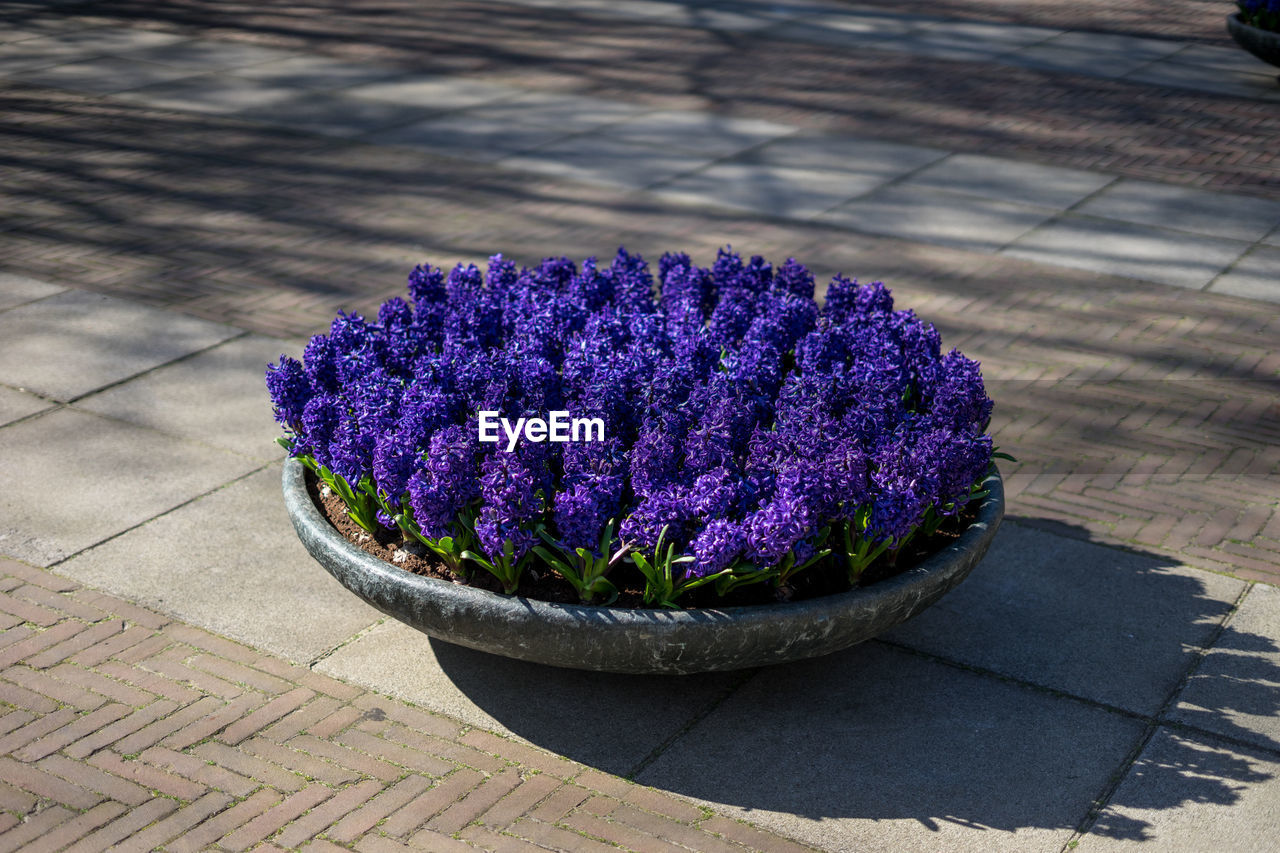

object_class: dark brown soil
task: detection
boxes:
[308,471,979,610]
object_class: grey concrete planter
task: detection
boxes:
[283,458,1004,674]
[1228,13,1280,76]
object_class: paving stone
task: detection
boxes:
[652,161,884,219]
[883,523,1245,715]
[637,642,1144,853]
[459,91,654,132]
[1122,60,1280,102]
[912,19,1062,47]
[503,135,715,190]
[31,27,190,53]
[115,39,303,71]
[114,74,306,115]
[0,386,52,428]
[0,34,104,73]
[14,56,203,94]
[231,92,436,138]
[1002,215,1249,290]
[228,55,402,90]
[315,619,741,776]
[599,109,795,157]
[1073,180,1280,244]
[1166,43,1277,75]
[0,408,259,566]
[1078,728,1280,851]
[1207,247,1280,304]
[55,464,381,663]
[1168,583,1280,752]
[741,132,947,178]
[0,272,64,311]
[366,113,573,163]
[818,185,1056,252]
[341,75,518,110]
[1004,42,1160,78]
[74,334,298,460]
[902,153,1114,210]
[0,290,239,402]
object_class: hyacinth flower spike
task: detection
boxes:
[533,520,627,605]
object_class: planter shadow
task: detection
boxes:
[285,458,1005,675]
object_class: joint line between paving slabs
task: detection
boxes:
[1060,580,1255,850]
[64,328,253,405]
[624,666,761,781]
[43,458,277,570]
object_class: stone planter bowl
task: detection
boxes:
[1228,12,1280,76]
[283,458,1005,674]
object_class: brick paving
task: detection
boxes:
[3,1,1280,850]
[33,0,1280,197]
[0,557,811,852]
[0,74,1276,583]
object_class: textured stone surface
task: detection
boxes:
[75,334,300,460]
[638,642,1145,853]
[884,522,1245,715]
[1168,582,1280,752]
[56,464,381,664]
[0,290,240,402]
[0,272,64,312]
[1079,728,1280,851]
[0,408,259,566]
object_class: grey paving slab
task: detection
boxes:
[903,153,1114,210]
[600,109,796,157]
[0,272,65,311]
[861,31,1010,64]
[789,9,914,38]
[34,26,189,53]
[115,39,303,71]
[1123,60,1280,101]
[1073,180,1280,243]
[0,386,53,427]
[365,113,573,163]
[503,135,715,191]
[0,408,260,567]
[1167,43,1277,75]
[913,19,1061,47]
[883,523,1244,715]
[316,619,743,776]
[14,56,202,94]
[1078,728,1280,851]
[0,27,41,45]
[227,54,402,91]
[1003,215,1249,290]
[637,643,1144,853]
[0,34,99,74]
[1005,43,1162,78]
[742,132,947,177]
[461,91,654,132]
[230,92,436,138]
[1168,583,1280,752]
[341,75,518,110]
[1265,225,1280,248]
[652,161,881,219]
[1208,246,1280,304]
[0,290,240,402]
[74,335,299,461]
[55,464,381,664]
[113,74,305,115]
[818,185,1056,252]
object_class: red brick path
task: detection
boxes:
[0,557,813,852]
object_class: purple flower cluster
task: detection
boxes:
[268,248,994,598]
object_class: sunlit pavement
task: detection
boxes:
[2,1,1280,851]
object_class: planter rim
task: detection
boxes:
[283,457,1005,672]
